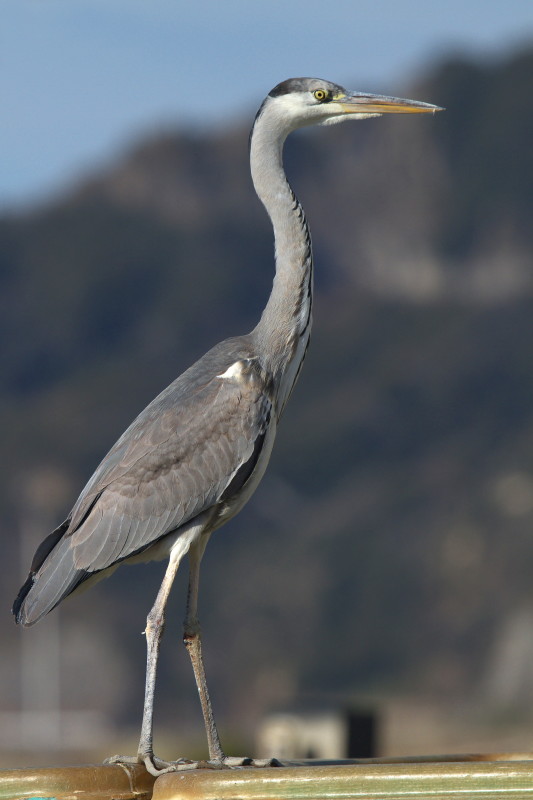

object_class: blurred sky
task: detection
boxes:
[2,0,533,208]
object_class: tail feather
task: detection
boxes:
[12,573,35,623]
[28,517,71,574]
[13,523,88,627]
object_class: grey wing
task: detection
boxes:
[70,371,271,570]
[15,343,273,625]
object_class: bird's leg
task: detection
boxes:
[183,534,226,763]
[183,537,280,769]
[109,529,279,775]
[137,557,180,772]
[107,539,193,777]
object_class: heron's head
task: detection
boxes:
[260,77,442,133]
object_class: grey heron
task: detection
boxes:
[13,78,441,774]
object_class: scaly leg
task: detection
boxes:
[107,528,200,777]
[183,535,279,769]
[182,533,226,762]
[137,549,183,773]
[107,526,279,775]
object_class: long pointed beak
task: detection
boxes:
[339,91,443,115]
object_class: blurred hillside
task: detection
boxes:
[2,45,533,759]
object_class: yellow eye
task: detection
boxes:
[313,89,328,102]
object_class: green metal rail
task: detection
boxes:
[0,763,154,800]
[3,755,533,800]
[153,758,533,799]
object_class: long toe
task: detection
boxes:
[221,756,282,768]
[143,755,197,776]
[104,754,141,767]
[105,753,194,776]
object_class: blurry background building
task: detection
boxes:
[2,0,533,768]
[257,709,376,760]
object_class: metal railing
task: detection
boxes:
[3,754,533,799]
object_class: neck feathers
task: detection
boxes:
[250,102,313,409]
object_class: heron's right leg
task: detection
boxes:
[136,546,185,773]
[106,530,199,777]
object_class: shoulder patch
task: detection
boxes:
[216,361,246,380]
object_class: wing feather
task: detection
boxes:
[15,337,275,625]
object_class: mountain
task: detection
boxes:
[2,45,533,755]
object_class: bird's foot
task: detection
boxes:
[105,752,282,776]
[105,753,282,776]
[104,753,193,776]
[170,755,282,770]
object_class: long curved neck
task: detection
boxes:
[250,107,313,408]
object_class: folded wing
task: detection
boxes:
[14,339,273,625]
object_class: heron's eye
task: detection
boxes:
[313,89,329,102]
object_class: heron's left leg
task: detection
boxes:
[183,535,280,769]
[182,532,226,762]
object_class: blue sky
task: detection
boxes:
[2,0,533,207]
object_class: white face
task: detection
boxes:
[268,87,379,133]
